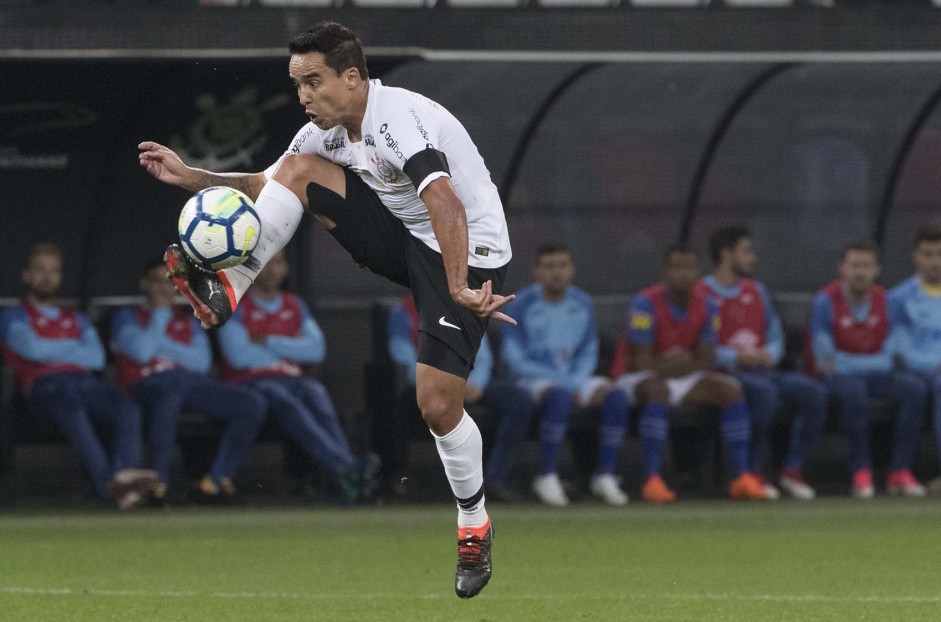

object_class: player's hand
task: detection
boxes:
[737,349,774,369]
[453,280,517,325]
[138,141,195,188]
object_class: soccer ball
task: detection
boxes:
[177,187,261,270]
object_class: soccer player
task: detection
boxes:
[387,293,537,501]
[111,259,267,505]
[888,226,941,491]
[810,241,927,498]
[696,226,828,500]
[216,250,379,505]
[0,243,157,510]
[140,22,511,596]
[501,243,631,507]
[612,243,767,501]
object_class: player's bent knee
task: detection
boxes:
[271,153,345,202]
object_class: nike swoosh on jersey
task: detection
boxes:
[438,316,461,330]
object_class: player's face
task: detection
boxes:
[254,251,289,291]
[839,250,880,293]
[535,251,575,296]
[22,253,62,300]
[664,252,700,295]
[913,240,941,285]
[290,52,359,131]
[731,237,756,277]
[141,266,176,301]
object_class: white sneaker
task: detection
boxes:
[779,474,816,500]
[532,473,569,507]
[851,484,875,499]
[589,474,629,506]
[762,482,781,500]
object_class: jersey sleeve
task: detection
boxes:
[263,124,324,179]
[628,296,655,345]
[375,93,451,194]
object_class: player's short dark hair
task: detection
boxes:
[840,240,880,262]
[708,225,750,265]
[663,242,696,265]
[915,226,941,247]
[535,242,571,260]
[26,242,62,266]
[289,22,369,81]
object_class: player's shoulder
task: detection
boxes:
[566,285,594,308]
[513,283,542,303]
[888,276,919,300]
[635,282,663,302]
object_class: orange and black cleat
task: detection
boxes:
[455,519,493,599]
[729,472,769,501]
[164,244,236,328]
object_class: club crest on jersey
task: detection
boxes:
[371,154,400,184]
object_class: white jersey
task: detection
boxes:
[265,79,511,270]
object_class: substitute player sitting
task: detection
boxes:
[140,21,513,597]
[697,225,827,500]
[111,259,267,505]
[810,241,927,498]
[501,243,631,507]
[613,243,767,501]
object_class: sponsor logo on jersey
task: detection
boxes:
[171,88,290,172]
[409,108,430,142]
[378,123,405,162]
[324,138,345,152]
[291,127,315,154]
[364,135,376,147]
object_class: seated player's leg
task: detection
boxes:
[631,377,676,503]
[822,374,874,498]
[682,371,767,500]
[868,371,928,497]
[530,385,575,507]
[130,370,190,503]
[480,379,538,501]
[775,371,828,500]
[166,153,342,327]
[181,377,268,500]
[734,371,781,499]
[581,380,629,506]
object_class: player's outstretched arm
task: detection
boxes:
[137,141,267,201]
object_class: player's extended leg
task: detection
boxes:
[166,154,342,327]
[416,361,492,599]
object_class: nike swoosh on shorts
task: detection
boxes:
[439,316,461,330]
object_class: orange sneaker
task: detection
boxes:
[729,472,768,501]
[641,474,677,503]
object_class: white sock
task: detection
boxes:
[221,179,304,304]
[431,411,488,529]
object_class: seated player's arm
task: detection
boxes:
[629,341,656,373]
[217,318,282,370]
[500,324,559,380]
[265,319,326,365]
[111,307,172,364]
[159,325,213,374]
[692,341,715,373]
[6,319,81,364]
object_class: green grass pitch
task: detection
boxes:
[2,498,941,621]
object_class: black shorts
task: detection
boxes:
[307,167,507,379]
